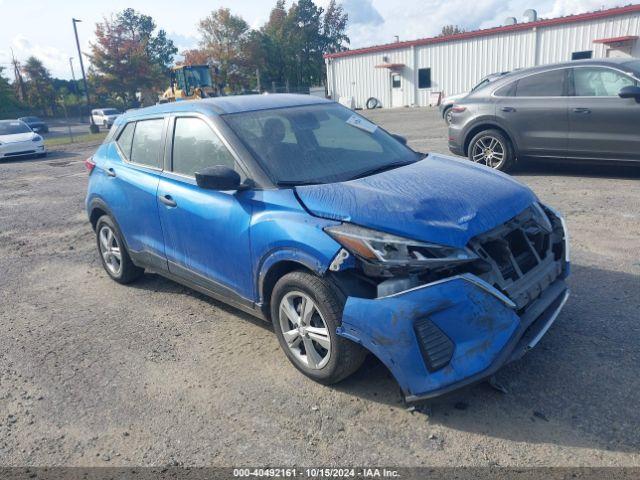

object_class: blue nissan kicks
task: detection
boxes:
[86,94,570,401]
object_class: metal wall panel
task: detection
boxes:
[328,12,640,108]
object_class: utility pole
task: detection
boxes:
[72,18,97,131]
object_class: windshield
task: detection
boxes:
[102,109,120,115]
[0,121,32,135]
[185,67,212,88]
[223,103,420,185]
[624,60,640,77]
[20,116,40,122]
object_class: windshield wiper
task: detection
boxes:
[348,161,415,181]
[277,180,324,186]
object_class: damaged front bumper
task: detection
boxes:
[337,273,569,402]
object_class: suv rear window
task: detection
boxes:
[116,123,135,158]
[515,69,566,97]
[130,119,164,168]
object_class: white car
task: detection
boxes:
[0,120,46,160]
[91,108,122,128]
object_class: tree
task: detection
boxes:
[195,8,254,92]
[254,0,349,91]
[22,57,57,116]
[439,25,465,37]
[89,8,177,106]
[0,66,24,117]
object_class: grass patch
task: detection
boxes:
[45,132,107,147]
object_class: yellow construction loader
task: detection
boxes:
[160,65,218,102]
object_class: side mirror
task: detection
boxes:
[618,85,640,103]
[195,165,245,191]
[391,133,408,145]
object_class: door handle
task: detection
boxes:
[106,167,116,177]
[501,106,516,113]
[573,107,591,114]
[158,194,177,208]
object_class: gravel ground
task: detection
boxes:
[0,107,639,467]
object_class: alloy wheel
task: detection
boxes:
[98,225,122,276]
[278,291,331,370]
[471,135,506,169]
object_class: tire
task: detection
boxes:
[271,271,367,384]
[95,215,143,284]
[467,129,515,172]
[443,106,453,125]
[366,97,380,109]
[36,152,47,158]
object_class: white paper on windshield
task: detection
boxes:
[346,114,378,134]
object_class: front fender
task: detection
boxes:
[249,189,342,303]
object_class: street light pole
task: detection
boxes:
[72,18,97,131]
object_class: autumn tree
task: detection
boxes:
[89,8,177,106]
[194,8,254,93]
[21,57,57,116]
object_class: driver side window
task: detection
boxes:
[172,117,236,177]
[573,67,637,97]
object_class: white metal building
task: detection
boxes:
[325,4,640,109]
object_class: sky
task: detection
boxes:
[0,0,629,80]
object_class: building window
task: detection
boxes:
[418,68,432,88]
[572,50,592,60]
[391,74,401,88]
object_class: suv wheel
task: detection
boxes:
[468,129,514,172]
[271,271,367,384]
[95,215,143,284]
[443,106,453,124]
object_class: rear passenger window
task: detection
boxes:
[130,119,164,168]
[172,117,236,177]
[494,82,516,97]
[516,69,566,97]
[116,122,135,158]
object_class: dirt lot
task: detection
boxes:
[1,108,639,467]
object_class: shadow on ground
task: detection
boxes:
[514,159,640,180]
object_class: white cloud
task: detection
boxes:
[8,34,73,79]
[342,0,384,26]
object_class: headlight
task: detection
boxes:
[32,135,42,142]
[324,223,477,267]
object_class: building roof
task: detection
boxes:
[324,4,640,59]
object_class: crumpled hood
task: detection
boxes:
[0,132,36,144]
[295,155,536,248]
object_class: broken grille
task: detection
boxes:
[468,205,564,310]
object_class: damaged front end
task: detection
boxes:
[328,203,570,402]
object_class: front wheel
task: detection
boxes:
[271,271,367,384]
[467,129,515,172]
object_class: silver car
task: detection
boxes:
[439,72,509,124]
[448,58,640,171]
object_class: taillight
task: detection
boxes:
[451,105,467,113]
[84,156,96,174]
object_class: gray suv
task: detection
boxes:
[448,58,640,171]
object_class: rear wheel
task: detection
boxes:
[443,106,453,124]
[271,271,367,384]
[95,215,143,284]
[468,129,514,172]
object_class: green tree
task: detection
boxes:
[22,57,57,116]
[0,66,24,117]
[256,0,349,90]
[439,25,465,37]
[89,8,177,106]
